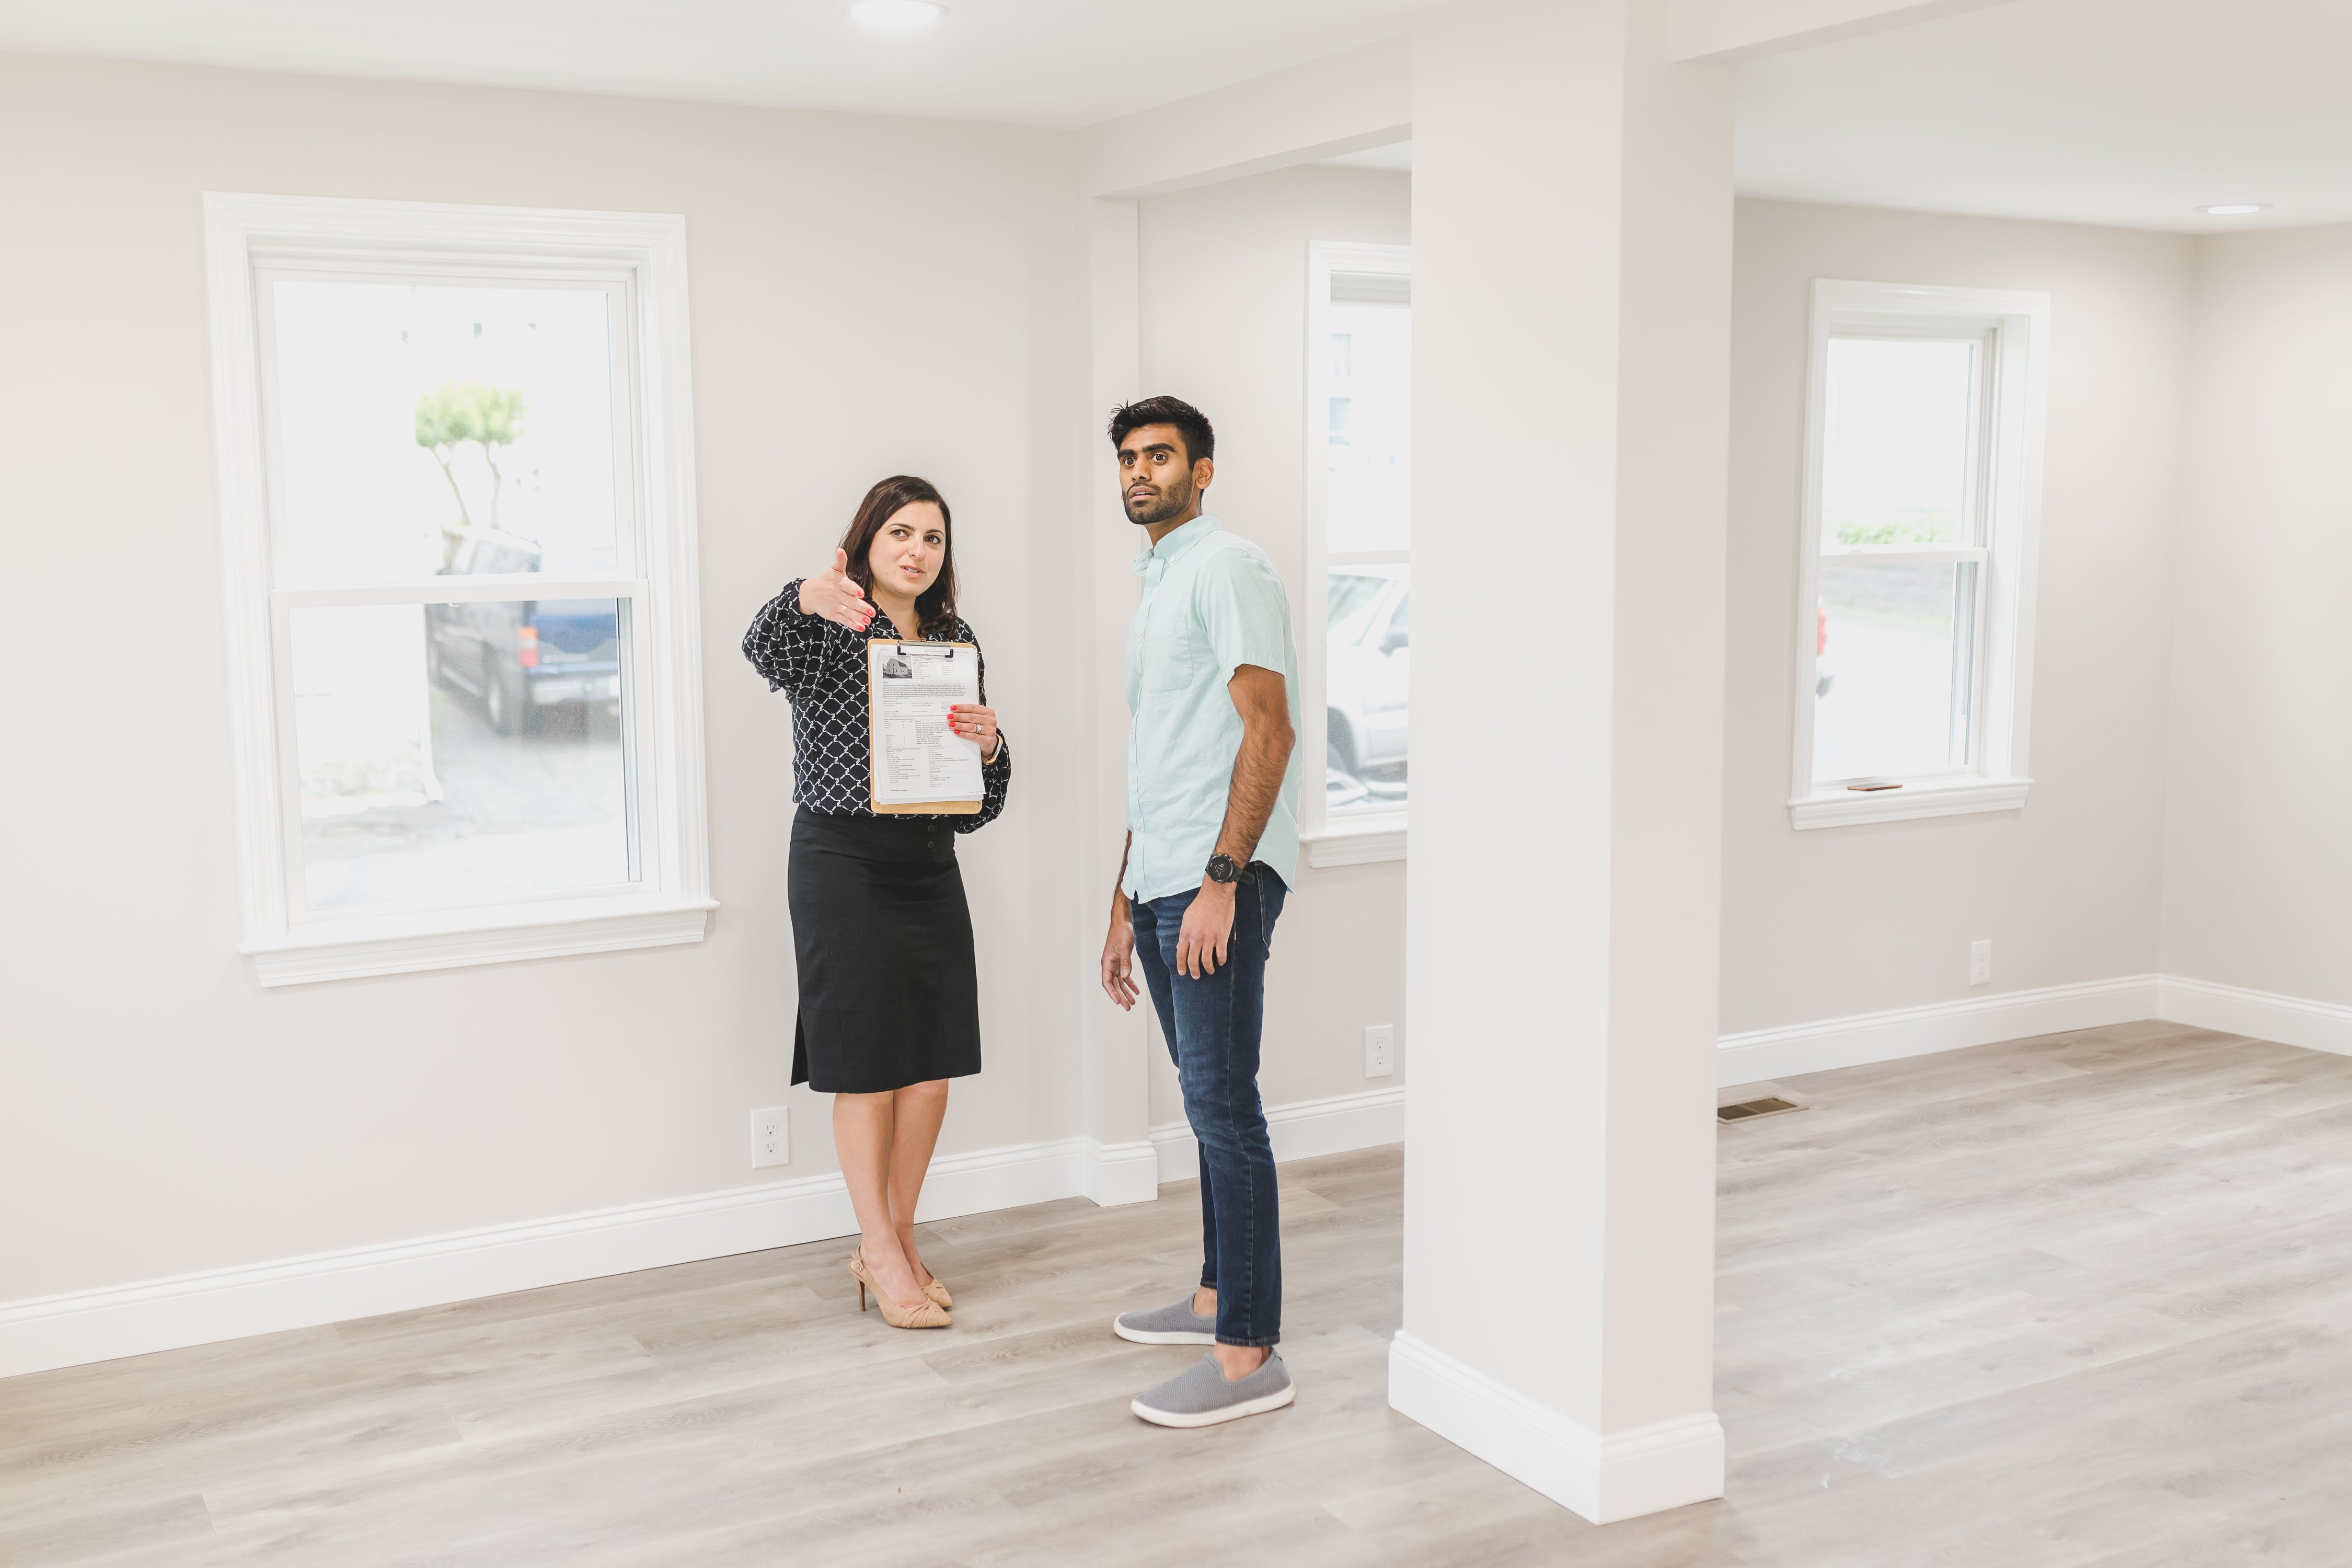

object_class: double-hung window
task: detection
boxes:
[1791,280,2048,828]
[205,194,711,984]
[1301,240,1411,865]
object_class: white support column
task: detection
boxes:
[1077,195,1158,1206]
[1392,0,1733,1524]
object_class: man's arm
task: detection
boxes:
[1209,665,1294,868]
[1175,665,1295,979]
[1101,831,1138,1010]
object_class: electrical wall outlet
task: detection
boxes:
[751,1106,790,1169]
[1365,1023,1396,1079]
[1969,940,1993,987]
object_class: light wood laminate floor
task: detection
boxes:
[7,1022,2352,1565]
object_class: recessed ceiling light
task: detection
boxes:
[2197,203,2270,216]
[850,0,944,29]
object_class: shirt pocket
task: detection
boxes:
[1138,595,1196,691]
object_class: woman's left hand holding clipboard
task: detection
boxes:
[949,704,1000,763]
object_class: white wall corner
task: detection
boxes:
[1388,1332,1724,1525]
[2157,976,2352,1059]
[1081,1139,1161,1207]
[1079,191,1154,1181]
[1716,975,2159,1085]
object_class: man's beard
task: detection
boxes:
[1125,478,1194,527]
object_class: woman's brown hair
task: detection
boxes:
[837,475,958,636]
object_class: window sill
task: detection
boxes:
[1789,777,2031,830]
[1303,813,1408,867]
[240,895,718,987]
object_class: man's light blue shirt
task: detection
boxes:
[1124,515,1302,904]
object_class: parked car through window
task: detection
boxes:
[1325,566,1409,811]
[428,531,622,735]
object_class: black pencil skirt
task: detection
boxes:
[788,809,983,1094]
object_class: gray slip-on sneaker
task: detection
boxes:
[1113,1295,1218,1345]
[1131,1351,1295,1429]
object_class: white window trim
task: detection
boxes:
[1300,239,1411,868]
[204,192,714,985]
[1789,279,2049,831]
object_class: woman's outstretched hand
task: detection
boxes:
[799,548,874,632]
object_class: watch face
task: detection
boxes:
[1207,855,1238,883]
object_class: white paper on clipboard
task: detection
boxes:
[868,640,984,808]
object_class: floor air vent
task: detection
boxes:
[1717,1096,1802,1123]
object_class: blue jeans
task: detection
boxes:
[1131,868,1288,1348]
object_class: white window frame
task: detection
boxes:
[1790,279,2049,829]
[204,192,713,985]
[1300,239,1411,867]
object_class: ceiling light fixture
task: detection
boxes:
[850,0,945,29]
[2197,203,2270,216]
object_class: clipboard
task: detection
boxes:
[868,639,983,815]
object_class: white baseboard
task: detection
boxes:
[20,972,2336,1386]
[1716,974,2160,1086]
[2158,975,2352,1058]
[1150,1085,1406,1186]
[1081,1138,1161,1208]
[1,1085,1411,1382]
[0,1135,1089,1382]
[1387,1331,1723,1524]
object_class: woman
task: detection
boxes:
[742,476,1010,1330]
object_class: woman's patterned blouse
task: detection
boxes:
[742,580,1011,831]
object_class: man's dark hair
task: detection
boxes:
[1108,396,1216,466]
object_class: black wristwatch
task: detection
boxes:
[1205,853,1243,885]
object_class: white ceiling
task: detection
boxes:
[0,0,1414,131]
[1737,0,2352,233]
[5,0,2348,233]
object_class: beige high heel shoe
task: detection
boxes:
[850,1249,951,1329]
[910,1261,952,1310]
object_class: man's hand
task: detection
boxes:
[1101,903,1139,1010]
[1176,880,1237,979]
[799,548,874,631]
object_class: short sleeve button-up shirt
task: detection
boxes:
[1124,515,1302,904]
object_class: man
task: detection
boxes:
[1098,395,1304,1429]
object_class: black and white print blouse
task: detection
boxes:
[742,581,1011,831]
